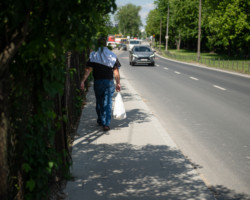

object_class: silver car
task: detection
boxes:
[129,45,155,66]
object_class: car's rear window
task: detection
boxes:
[134,46,151,52]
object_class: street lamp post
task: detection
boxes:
[197,0,202,60]
[159,18,162,48]
[165,3,169,52]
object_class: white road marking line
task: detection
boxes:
[175,71,181,74]
[156,64,160,67]
[213,85,226,91]
[164,67,168,70]
[190,77,199,81]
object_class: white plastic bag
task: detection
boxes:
[113,92,126,120]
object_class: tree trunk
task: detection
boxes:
[228,41,232,57]
[176,33,181,50]
[159,18,162,48]
[177,38,181,50]
[0,72,9,200]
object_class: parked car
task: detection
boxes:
[107,42,117,49]
[118,43,127,51]
[129,45,155,66]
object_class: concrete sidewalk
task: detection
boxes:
[64,71,215,200]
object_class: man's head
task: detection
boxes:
[97,36,107,47]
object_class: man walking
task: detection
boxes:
[80,36,121,131]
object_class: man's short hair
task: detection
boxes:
[97,36,107,46]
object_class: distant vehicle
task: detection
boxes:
[115,34,122,44]
[128,39,141,51]
[120,38,128,44]
[118,43,127,51]
[107,35,115,42]
[107,42,117,49]
[129,45,155,66]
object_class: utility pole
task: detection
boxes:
[159,18,162,48]
[165,3,170,52]
[197,0,202,60]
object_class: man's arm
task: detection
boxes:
[113,67,120,92]
[80,66,92,90]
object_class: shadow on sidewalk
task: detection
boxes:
[68,141,250,200]
[70,142,213,200]
[70,96,212,199]
[209,185,250,200]
[69,84,211,199]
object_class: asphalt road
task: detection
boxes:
[116,49,250,199]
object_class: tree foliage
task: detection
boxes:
[151,0,199,49]
[145,9,162,37]
[204,0,250,56]
[115,3,142,37]
[148,0,249,56]
[0,0,116,199]
[170,0,199,45]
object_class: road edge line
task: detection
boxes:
[155,53,250,79]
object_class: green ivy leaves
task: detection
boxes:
[3,0,117,199]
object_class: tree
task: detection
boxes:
[150,0,249,56]
[152,0,199,50]
[204,0,250,56]
[145,9,162,37]
[0,0,116,199]
[115,3,142,37]
[170,0,199,50]
[105,14,120,35]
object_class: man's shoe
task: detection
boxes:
[103,126,110,131]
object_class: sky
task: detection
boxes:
[114,0,155,28]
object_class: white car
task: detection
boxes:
[107,42,117,49]
[128,39,141,51]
